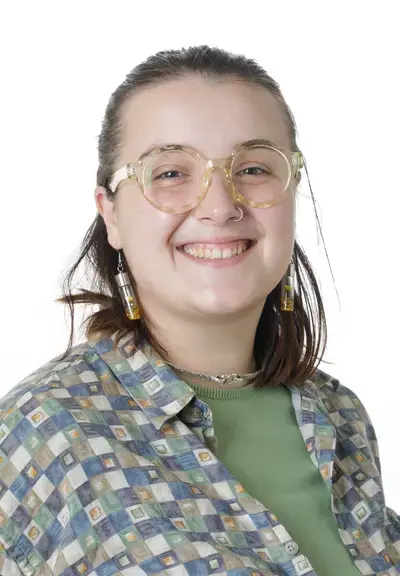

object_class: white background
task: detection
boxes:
[0,1,399,510]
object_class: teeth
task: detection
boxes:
[212,248,222,259]
[182,241,250,259]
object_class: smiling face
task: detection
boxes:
[96,76,298,321]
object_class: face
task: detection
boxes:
[96,77,297,321]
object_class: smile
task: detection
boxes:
[177,240,255,260]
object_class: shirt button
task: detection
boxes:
[285,541,300,556]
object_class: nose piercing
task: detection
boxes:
[233,206,243,222]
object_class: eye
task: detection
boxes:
[237,166,271,176]
[155,170,183,180]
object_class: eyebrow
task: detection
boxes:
[140,141,169,157]
[139,138,280,159]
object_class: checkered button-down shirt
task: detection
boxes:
[0,332,399,576]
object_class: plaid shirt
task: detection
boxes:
[0,332,399,576]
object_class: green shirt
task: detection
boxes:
[192,382,361,576]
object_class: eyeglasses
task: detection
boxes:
[107,139,303,214]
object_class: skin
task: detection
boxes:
[95,76,298,385]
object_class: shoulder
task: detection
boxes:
[304,367,370,417]
[303,367,380,465]
[0,341,96,419]
[0,340,100,572]
[0,340,101,457]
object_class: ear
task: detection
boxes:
[94,186,122,250]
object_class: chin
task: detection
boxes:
[189,288,262,318]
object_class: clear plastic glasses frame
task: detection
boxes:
[107,139,304,214]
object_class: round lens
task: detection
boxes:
[231,146,290,207]
[142,150,203,212]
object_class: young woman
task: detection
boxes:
[0,46,398,576]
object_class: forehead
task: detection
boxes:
[119,76,291,164]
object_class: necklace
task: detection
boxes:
[165,361,262,387]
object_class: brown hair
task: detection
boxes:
[59,45,328,386]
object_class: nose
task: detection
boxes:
[194,166,240,225]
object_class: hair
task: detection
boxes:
[59,44,328,387]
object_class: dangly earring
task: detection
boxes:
[115,250,141,320]
[281,260,295,312]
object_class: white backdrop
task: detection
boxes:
[1,1,399,511]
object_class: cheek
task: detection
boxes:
[114,192,184,274]
[256,191,295,235]
[254,196,296,261]
[116,191,170,244]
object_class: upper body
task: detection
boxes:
[2,45,398,575]
[0,334,399,576]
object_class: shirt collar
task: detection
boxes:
[89,332,195,429]
[88,331,332,455]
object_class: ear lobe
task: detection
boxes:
[94,186,122,250]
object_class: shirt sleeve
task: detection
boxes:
[317,371,400,529]
[387,507,400,531]
[0,547,24,575]
[0,392,68,575]
[340,383,400,522]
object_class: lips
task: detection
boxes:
[177,239,255,260]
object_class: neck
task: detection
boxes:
[145,303,264,389]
